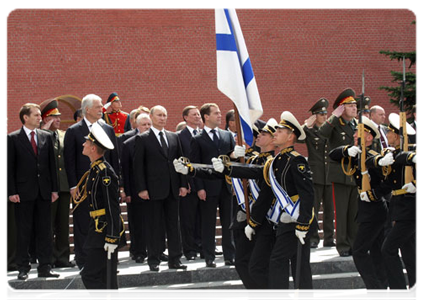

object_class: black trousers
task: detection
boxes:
[127,201,147,258]
[352,220,388,289]
[14,195,52,273]
[233,225,258,289]
[81,247,118,289]
[145,196,182,267]
[309,183,334,245]
[51,191,71,266]
[382,220,416,289]
[200,189,235,262]
[268,223,312,289]
[72,199,90,268]
[249,221,276,288]
[179,191,200,257]
[8,202,17,270]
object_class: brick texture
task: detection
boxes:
[7,9,416,154]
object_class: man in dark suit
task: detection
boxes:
[63,94,119,269]
[8,103,59,280]
[408,103,420,145]
[133,105,188,271]
[319,88,358,257]
[177,105,202,260]
[120,112,152,263]
[190,103,244,267]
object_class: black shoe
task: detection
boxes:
[168,261,187,270]
[160,253,169,262]
[17,271,28,280]
[214,248,223,255]
[224,259,235,266]
[205,260,216,268]
[339,251,351,257]
[310,241,319,249]
[135,256,145,263]
[323,241,336,247]
[149,265,159,272]
[186,254,196,261]
[53,261,76,268]
[38,270,60,278]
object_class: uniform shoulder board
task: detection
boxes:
[368,150,379,156]
[290,150,301,157]
[98,162,106,171]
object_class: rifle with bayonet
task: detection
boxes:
[399,56,414,184]
[357,69,371,192]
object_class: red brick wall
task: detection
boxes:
[8,9,416,154]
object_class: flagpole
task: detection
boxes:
[233,105,250,222]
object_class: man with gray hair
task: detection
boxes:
[63,93,119,269]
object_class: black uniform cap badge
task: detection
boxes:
[102,176,111,186]
[297,164,306,173]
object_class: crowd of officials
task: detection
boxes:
[7,90,416,290]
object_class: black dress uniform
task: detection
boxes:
[329,143,390,289]
[266,145,315,289]
[368,148,416,289]
[227,150,276,289]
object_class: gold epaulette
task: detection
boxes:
[290,150,300,157]
[263,157,274,186]
[98,162,106,170]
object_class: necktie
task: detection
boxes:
[379,126,387,148]
[30,131,38,155]
[193,129,198,136]
[210,129,219,148]
[159,131,168,156]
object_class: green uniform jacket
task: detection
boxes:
[303,125,330,186]
[318,115,357,186]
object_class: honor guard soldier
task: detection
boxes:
[329,116,390,289]
[77,122,124,289]
[264,111,314,289]
[319,88,358,257]
[367,113,416,289]
[103,92,131,136]
[302,98,335,248]
[40,100,74,268]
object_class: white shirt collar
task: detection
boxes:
[84,117,93,130]
[23,125,35,137]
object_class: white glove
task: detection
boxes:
[173,158,188,175]
[233,145,246,159]
[347,146,362,157]
[295,229,307,245]
[244,225,255,241]
[378,152,394,166]
[280,212,296,223]
[332,105,345,118]
[402,182,416,194]
[212,157,224,173]
[360,191,371,202]
[411,152,420,165]
[104,243,118,259]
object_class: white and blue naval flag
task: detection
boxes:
[215,9,263,146]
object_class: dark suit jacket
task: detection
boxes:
[8,128,58,201]
[117,128,138,186]
[64,119,119,189]
[190,128,235,197]
[133,128,187,200]
[121,134,142,202]
[178,127,197,192]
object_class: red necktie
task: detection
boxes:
[30,131,38,155]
